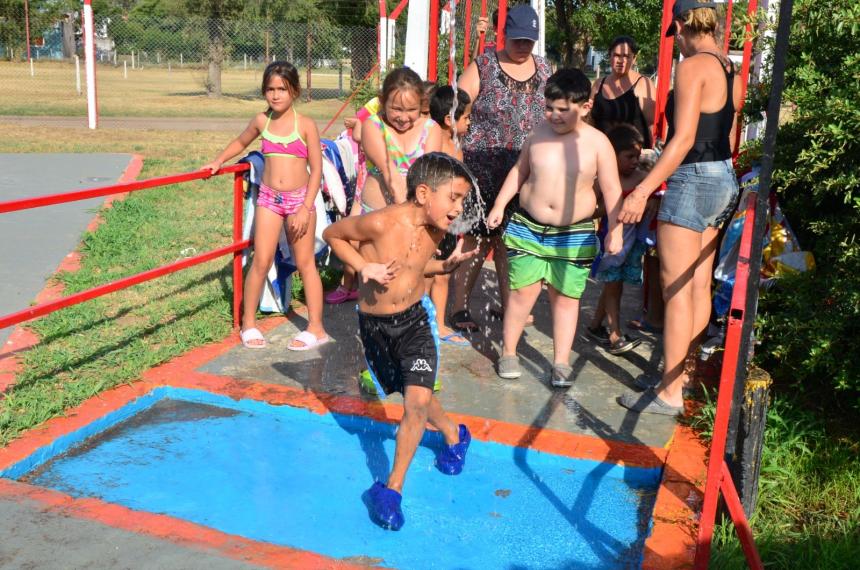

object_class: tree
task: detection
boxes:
[187,0,243,97]
[547,0,662,69]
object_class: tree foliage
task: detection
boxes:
[755,0,860,412]
[546,0,662,69]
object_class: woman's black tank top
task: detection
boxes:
[666,52,735,164]
[591,75,653,149]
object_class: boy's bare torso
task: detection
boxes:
[518,122,604,226]
[358,205,443,315]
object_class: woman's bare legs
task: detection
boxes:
[653,222,706,407]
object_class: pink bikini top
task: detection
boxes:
[261,108,308,159]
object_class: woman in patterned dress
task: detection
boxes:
[449,4,552,333]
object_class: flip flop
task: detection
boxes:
[440,332,471,346]
[450,310,479,333]
[287,330,330,351]
[617,389,684,417]
[240,327,267,349]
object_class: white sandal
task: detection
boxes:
[287,330,330,351]
[240,327,267,349]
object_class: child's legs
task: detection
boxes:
[287,212,326,336]
[243,206,286,330]
[502,281,542,356]
[589,285,608,329]
[645,255,664,326]
[430,273,452,331]
[451,234,491,314]
[387,385,432,493]
[490,235,511,311]
[603,281,624,340]
[425,393,459,445]
[546,285,581,365]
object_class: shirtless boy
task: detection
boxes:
[487,68,624,387]
[323,152,478,530]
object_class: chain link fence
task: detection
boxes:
[1,7,377,126]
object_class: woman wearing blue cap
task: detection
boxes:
[616,0,742,416]
[449,4,552,333]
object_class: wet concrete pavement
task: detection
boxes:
[200,265,675,448]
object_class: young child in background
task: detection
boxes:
[323,153,478,530]
[426,85,473,347]
[487,68,623,387]
[360,67,441,212]
[586,123,655,355]
[420,80,437,118]
[203,61,328,351]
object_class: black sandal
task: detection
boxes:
[451,310,479,333]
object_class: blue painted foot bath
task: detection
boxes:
[2,387,662,569]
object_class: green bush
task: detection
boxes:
[754,0,860,411]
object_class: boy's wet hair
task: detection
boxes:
[261,61,301,98]
[607,123,644,153]
[429,86,472,126]
[380,67,424,108]
[544,68,591,104]
[406,152,477,200]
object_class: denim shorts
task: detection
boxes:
[658,159,739,232]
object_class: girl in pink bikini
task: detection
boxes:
[203,61,328,351]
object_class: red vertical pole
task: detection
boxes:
[428,0,440,81]
[724,0,734,54]
[653,0,676,141]
[477,0,487,54]
[463,0,473,68]
[496,0,507,49]
[734,0,760,153]
[232,172,244,329]
[447,2,455,84]
[24,0,31,61]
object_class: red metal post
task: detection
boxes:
[390,0,410,20]
[477,0,487,54]
[428,0,440,81]
[693,192,761,569]
[734,0,760,153]
[496,0,507,49]
[653,0,676,140]
[463,0,473,68]
[232,172,244,330]
[719,462,765,569]
[724,0,734,53]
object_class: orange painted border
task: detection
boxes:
[0,322,706,569]
[0,153,145,393]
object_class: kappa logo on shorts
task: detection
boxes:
[410,358,433,372]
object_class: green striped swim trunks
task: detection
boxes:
[502,210,599,299]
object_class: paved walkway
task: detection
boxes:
[0,153,134,347]
[201,266,674,448]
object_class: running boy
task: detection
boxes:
[487,68,624,387]
[323,153,477,530]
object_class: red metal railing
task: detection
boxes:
[0,163,251,332]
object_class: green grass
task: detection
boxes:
[0,61,348,120]
[689,391,860,569]
[0,123,257,445]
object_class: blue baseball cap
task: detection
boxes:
[665,0,717,36]
[505,5,540,42]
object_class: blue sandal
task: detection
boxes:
[440,332,471,346]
